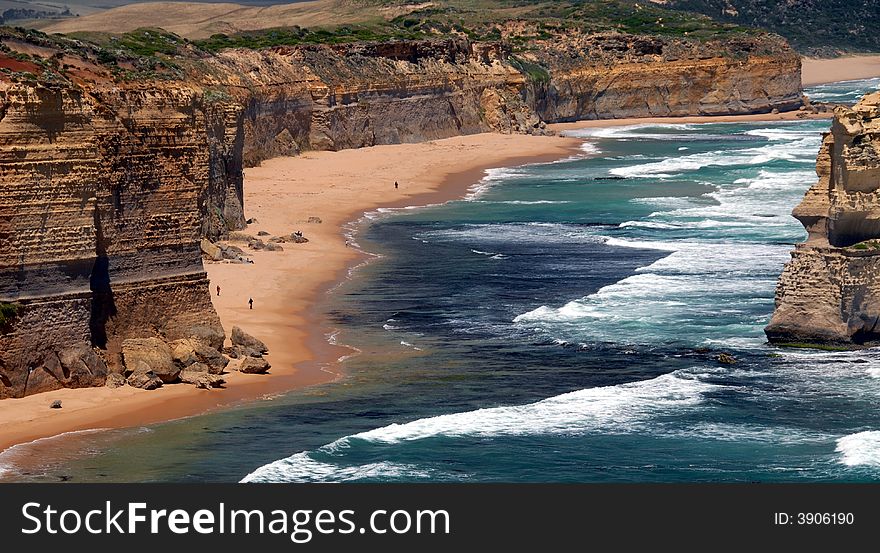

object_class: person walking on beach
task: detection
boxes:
[248,297,253,310]
[394,181,399,189]
[216,285,221,297]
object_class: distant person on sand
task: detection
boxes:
[248,297,253,310]
[394,181,399,189]
[216,285,221,296]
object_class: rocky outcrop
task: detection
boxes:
[180,367,225,389]
[231,326,268,355]
[15,341,109,396]
[236,356,271,375]
[127,370,164,390]
[766,92,880,346]
[170,338,228,374]
[121,338,180,383]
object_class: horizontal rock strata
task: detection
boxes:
[766,92,880,346]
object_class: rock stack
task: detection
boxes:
[766,92,880,346]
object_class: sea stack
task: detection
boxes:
[766,91,880,346]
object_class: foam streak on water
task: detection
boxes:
[242,370,719,482]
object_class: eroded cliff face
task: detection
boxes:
[766,92,880,346]
[210,33,803,164]
[518,32,802,121]
[0,28,804,397]
[201,39,543,166]
[0,79,237,397]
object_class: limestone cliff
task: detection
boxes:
[0,27,804,398]
[0,79,235,397]
[208,33,803,165]
[203,39,542,166]
[525,33,802,120]
[766,92,880,346]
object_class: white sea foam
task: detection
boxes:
[609,138,818,179]
[805,77,880,102]
[514,237,787,348]
[243,455,438,483]
[603,236,679,251]
[568,123,701,141]
[836,431,880,467]
[416,222,605,246]
[743,127,820,141]
[629,196,695,210]
[242,370,721,482]
[579,141,602,155]
[668,171,815,227]
[619,220,680,230]
[682,422,833,445]
[464,167,527,200]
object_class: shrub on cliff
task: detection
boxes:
[0,302,20,334]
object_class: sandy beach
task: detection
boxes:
[0,97,863,459]
[0,132,580,454]
[802,55,880,86]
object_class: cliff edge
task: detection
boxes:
[766,91,880,346]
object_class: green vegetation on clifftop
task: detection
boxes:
[193,0,763,53]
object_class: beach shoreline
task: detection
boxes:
[0,132,581,457]
[0,103,862,466]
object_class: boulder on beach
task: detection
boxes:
[200,238,223,261]
[180,369,225,389]
[105,373,126,389]
[238,356,271,374]
[121,338,180,383]
[126,368,163,390]
[186,325,226,351]
[171,338,228,374]
[57,343,109,387]
[231,326,268,355]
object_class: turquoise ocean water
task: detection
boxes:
[2,79,880,483]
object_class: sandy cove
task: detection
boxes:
[3,85,879,456]
[0,132,580,454]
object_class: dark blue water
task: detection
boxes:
[3,80,880,483]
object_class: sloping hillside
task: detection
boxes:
[657,0,880,54]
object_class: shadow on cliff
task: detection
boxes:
[89,211,116,349]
